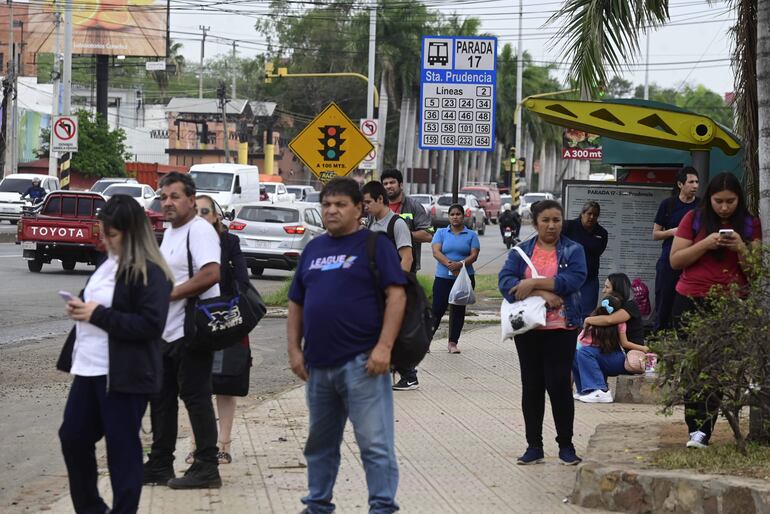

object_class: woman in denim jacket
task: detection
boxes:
[498,199,587,466]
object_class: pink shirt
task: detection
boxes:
[578,322,627,347]
[525,244,567,330]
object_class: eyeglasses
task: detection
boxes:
[199,207,211,215]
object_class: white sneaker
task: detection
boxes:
[573,392,581,400]
[577,390,613,403]
[686,430,708,449]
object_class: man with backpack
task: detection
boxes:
[381,168,433,391]
[287,178,406,513]
[362,181,413,273]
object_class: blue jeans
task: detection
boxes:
[579,277,600,317]
[572,345,627,394]
[302,352,399,514]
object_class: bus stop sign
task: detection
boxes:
[419,36,497,152]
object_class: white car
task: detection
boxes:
[102,183,158,209]
[0,174,60,224]
[262,183,296,203]
[518,192,555,218]
[286,185,317,202]
[410,194,435,214]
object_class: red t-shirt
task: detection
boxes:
[674,210,761,298]
[389,201,402,214]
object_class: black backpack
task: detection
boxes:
[365,231,434,370]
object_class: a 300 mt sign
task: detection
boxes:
[419,36,497,152]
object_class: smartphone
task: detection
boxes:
[719,228,735,236]
[58,290,76,302]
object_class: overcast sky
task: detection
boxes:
[169,0,734,97]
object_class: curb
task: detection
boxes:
[572,462,770,513]
[571,423,770,513]
[264,308,500,322]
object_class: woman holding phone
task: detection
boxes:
[670,172,761,449]
[57,195,173,513]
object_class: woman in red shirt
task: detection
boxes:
[670,172,761,449]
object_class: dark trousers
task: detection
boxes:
[147,338,219,466]
[59,375,147,514]
[654,257,682,331]
[671,293,720,441]
[431,275,476,343]
[514,328,579,449]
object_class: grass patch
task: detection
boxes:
[653,444,770,481]
[262,273,500,308]
[263,277,294,307]
[474,274,501,298]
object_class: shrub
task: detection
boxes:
[651,245,770,454]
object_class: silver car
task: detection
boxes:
[231,202,324,277]
[410,194,435,214]
[430,194,486,235]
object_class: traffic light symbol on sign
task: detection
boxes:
[318,125,346,161]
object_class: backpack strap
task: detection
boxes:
[366,230,385,310]
[386,214,399,244]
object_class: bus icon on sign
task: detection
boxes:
[427,42,449,66]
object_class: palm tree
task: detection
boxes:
[151,40,186,103]
[549,1,764,215]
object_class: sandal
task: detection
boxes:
[217,440,232,465]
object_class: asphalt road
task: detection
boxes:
[0,220,533,511]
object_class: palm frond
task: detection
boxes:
[548,0,669,96]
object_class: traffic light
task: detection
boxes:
[517,156,526,177]
[318,125,346,161]
[509,147,516,171]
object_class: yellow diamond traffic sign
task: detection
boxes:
[288,102,374,183]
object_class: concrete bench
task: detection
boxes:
[613,374,665,404]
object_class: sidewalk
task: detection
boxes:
[46,324,665,513]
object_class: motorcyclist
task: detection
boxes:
[498,203,520,239]
[21,178,47,204]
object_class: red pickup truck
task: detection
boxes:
[17,191,106,272]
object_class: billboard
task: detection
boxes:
[26,0,167,57]
[562,128,602,160]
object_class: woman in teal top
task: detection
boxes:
[431,203,481,353]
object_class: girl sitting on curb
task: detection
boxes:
[573,294,650,403]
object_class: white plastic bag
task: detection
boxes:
[500,246,547,340]
[500,296,547,340]
[448,263,476,305]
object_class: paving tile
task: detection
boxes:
[45,324,669,513]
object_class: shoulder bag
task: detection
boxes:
[184,231,259,352]
[500,246,547,340]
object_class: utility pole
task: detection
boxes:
[366,1,376,121]
[217,82,230,162]
[3,0,16,177]
[48,10,62,176]
[198,25,209,99]
[513,0,524,189]
[231,41,237,99]
[643,33,650,100]
[62,0,72,115]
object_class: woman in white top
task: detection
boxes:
[57,195,173,514]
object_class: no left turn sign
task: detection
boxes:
[52,115,79,152]
[359,119,378,141]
